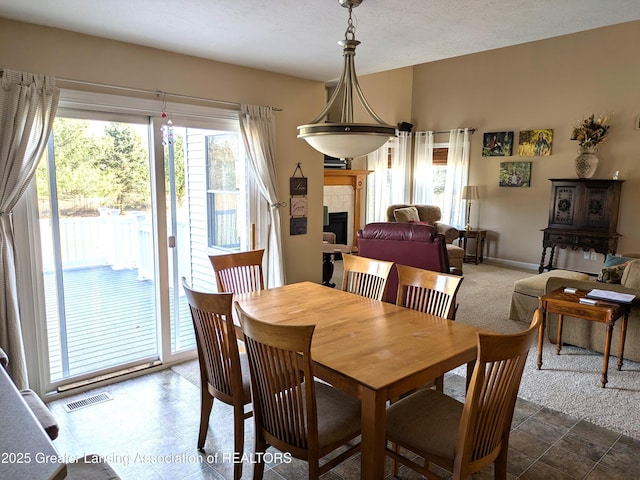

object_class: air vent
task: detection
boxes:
[64,392,113,412]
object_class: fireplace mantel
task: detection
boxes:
[324,169,373,246]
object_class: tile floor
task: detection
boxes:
[48,368,640,480]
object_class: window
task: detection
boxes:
[205,133,245,250]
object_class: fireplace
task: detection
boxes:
[323,169,372,247]
[325,212,348,245]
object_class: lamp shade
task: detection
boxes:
[298,123,395,159]
[461,185,479,200]
[296,1,396,160]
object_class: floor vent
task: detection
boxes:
[64,392,113,412]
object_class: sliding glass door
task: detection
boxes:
[160,118,249,355]
[37,115,159,385]
[23,92,250,393]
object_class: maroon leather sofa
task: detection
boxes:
[356,222,453,303]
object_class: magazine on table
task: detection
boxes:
[586,289,636,304]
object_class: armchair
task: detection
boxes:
[357,222,455,303]
[386,204,464,271]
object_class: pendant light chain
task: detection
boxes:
[345,5,356,41]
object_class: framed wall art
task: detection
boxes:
[482,131,513,156]
[518,129,553,156]
[290,216,307,235]
[499,161,532,187]
[289,176,307,196]
[290,196,307,217]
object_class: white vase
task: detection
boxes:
[575,146,599,178]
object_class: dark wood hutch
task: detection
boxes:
[539,178,624,273]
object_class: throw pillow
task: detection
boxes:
[622,259,640,290]
[597,262,629,284]
[408,221,430,226]
[603,253,635,268]
[393,206,420,223]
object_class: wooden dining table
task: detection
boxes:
[235,281,487,479]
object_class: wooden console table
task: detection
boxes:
[539,229,619,273]
[537,287,631,388]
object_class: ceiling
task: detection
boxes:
[2,0,640,82]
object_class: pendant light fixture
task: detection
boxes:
[297,0,396,160]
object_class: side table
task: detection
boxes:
[537,287,631,388]
[458,228,487,264]
[322,244,357,288]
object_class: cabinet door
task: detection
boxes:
[583,186,609,228]
[550,185,576,226]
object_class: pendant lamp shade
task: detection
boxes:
[297,0,396,159]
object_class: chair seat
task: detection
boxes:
[315,381,361,449]
[386,388,462,461]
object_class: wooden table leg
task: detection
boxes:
[466,361,475,390]
[359,387,387,479]
[537,312,546,370]
[601,321,614,388]
[617,313,629,371]
[556,314,564,355]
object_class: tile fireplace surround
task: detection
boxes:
[323,169,372,247]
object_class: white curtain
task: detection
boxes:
[366,131,411,223]
[442,128,471,226]
[412,131,435,204]
[0,70,59,388]
[239,104,285,287]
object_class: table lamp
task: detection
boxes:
[461,185,479,230]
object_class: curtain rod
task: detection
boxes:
[431,128,476,135]
[54,76,283,112]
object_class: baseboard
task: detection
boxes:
[483,256,539,272]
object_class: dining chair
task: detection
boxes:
[396,263,464,320]
[182,278,252,480]
[208,249,265,293]
[385,309,542,480]
[341,253,394,301]
[234,303,362,480]
[395,264,464,392]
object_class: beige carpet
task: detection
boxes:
[173,261,640,439]
[453,262,640,440]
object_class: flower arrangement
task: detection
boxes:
[570,114,610,148]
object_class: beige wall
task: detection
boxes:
[410,21,640,273]
[0,17,328,284]
[3,17,638,280]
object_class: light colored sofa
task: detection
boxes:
[509,270,591,322]
[386,204,464,272]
